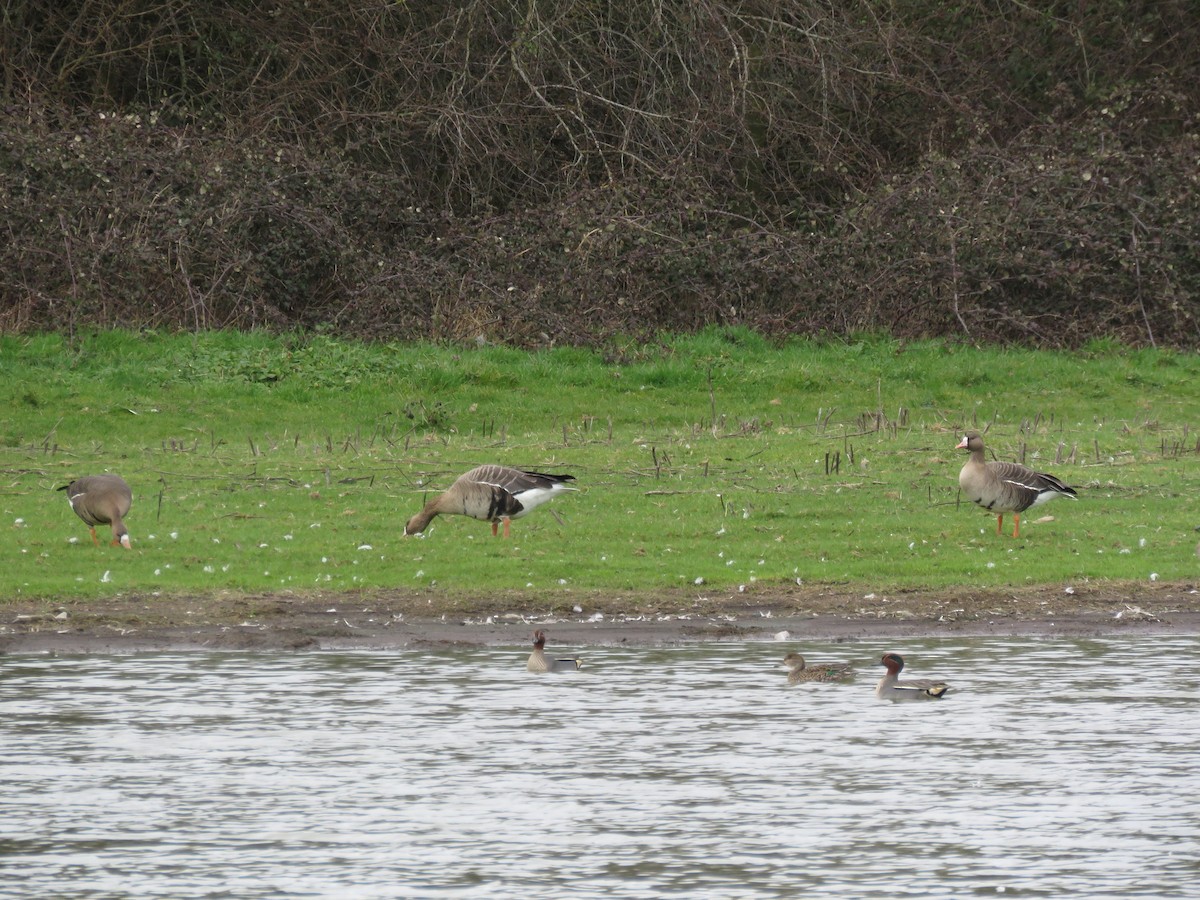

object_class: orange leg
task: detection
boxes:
[1012,514,1021,538]
[502,518,511,538]
[995,515,1003,536]
[491,520,499,536]
[89,526,100,547]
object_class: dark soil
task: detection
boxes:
[2,581,1197,654]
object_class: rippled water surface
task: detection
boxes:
[3,635,1199,898]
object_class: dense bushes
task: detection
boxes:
[2,1,1197,346]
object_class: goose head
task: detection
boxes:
[956,431,984,452]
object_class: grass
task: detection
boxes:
[1,328,1198,606]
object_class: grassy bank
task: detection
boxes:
[1,329,1197,607]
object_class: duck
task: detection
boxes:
[58,474,133,548]
[782,653,854,684]
[875,652,950,700]
[526,630,582,672]
[404,465,577,537]
[956,431,1077,537]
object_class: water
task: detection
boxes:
[2,635,1198,898]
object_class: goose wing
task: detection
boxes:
[990,461,1076,508]
[459,465,576,518]
[464,465,575,495]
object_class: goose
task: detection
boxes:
[875,652,950,700]
[782,653,854,684]
[404,465,577,537]
[526,630,582,673]
[956,431,1077,537]
[58,475,133,548]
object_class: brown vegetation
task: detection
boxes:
[2,1,1197,346]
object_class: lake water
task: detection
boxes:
[2,635,1198,898]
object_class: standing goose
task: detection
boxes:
[526,630,582,673]
[875,652,950,700]
[782,653,854,684]
[58,475,133,549]
[404,465,577,537]
[956,431,1077,537]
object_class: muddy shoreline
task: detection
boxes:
[2,580,1197,654]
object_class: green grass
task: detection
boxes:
[2,328,1198,604]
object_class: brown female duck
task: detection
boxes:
[782,653,854,684]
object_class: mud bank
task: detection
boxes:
[2,580,1197,654]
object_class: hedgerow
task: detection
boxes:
[2,1,1196,346]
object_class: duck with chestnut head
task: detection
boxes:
[875,652,950,700]
[526,630,582,673]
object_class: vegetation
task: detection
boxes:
[2,330,1197,605]
[2,2,1197,345]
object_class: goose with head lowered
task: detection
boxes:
[526,630,582,673]
[58,474,133,548]
[956,431,1077,538]
[404,464,578,537]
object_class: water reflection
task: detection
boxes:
[2,635,1198,898]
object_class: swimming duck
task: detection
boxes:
[783,653,854,684]
[404,465,577,537]
[875,652,950,700]
[956,431,1077,537]
[526,630,582,673]
[58,474,133,548]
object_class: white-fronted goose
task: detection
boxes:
[404,465,577,537]
[783,653,854,684]
[526,630,582,673]
[58,475,133,548]
[875,652,950,700]
[956,431,1077,537]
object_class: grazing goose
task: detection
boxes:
[783,653,854,684]
[58,475,133,548]
[956,431,1077,537]
[875,652,950,700]
[526,630,582,673]
[404,464,577,537]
